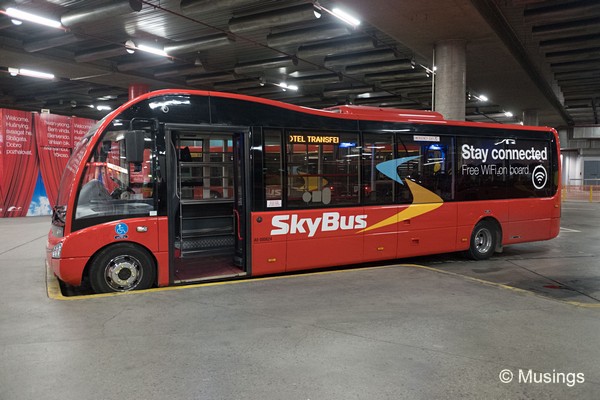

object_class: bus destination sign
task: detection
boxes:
[289,134,340,144]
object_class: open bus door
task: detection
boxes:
[166,125,249,284]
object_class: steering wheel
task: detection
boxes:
[109,176,135,199]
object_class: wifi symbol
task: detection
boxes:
[532,165,547,189]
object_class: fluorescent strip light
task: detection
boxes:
[4,8,62,29]
[331,7,360,27]
[8,67,55,80]
[276,82,298,91]
[137,44,169,57]
[504,111,513,118]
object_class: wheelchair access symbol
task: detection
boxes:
[115,223,129,239]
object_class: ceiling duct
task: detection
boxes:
[365,70,429,82]
[377,80,432,90]
[524,2,600,25]
[297,36,376,59]
[532,18,600,41]
[88,87,126,98]
[0,18,14,30]
[323,86,373,98]
[238,86,287,96]
[213,79,259,91]
[164,33,232,54]
[354,95,398,105]
[289,73,342,85]
[24,33,82,52]
[324,49,397,68]
[545,47,600,64]
[154,65,205,79]
[187,72,235,86]
[61,0,143,27]
[550,59,600,73]
[267,23,351,48]
[229,3,321,34]
[180,0,264,15]
[75,45,131,63]
[281,96,325,105]
[117,57,174,72]
[234,56,297,75]
[346,60,412,75]
[540,35,600,53]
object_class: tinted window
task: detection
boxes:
[456,137,508,201]
[264,129,283,208]
[286,131,360,207]
[396,134,454,203]
[363,133,394,204]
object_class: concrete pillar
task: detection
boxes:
[433,39,466,121]
[129,83,150,100]
[522,109,539,126]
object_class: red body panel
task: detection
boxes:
[47,217,161,286]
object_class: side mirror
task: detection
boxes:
[125,130,146,164]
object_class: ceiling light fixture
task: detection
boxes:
[124,40,170,57]
[3,8,63,29]
[8,67,55,80]
[331,7,360,27]
[124,40,136,54]
[275,82,299,91]
[136,44,169,57]
[504,111,513,118]
[313,2,360,27]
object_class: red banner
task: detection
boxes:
[1,109,38,217]
[36,113,73,148]
[35,114,72,207]
[72,117,95,147]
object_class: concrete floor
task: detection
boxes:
[0,203,599,399]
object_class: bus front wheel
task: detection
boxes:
[467,221,497,260]
[89,243,156,293]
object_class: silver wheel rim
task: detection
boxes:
[104,255,143,291]
[474,228,493,254]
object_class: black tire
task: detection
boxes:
[467,220,497,260]
[89,243,156,293]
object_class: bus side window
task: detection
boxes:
[264,129,283,208]
[286,131,360,208]
[396,134,454,203]
[362,133,394,204]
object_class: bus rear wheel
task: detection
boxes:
[467,221,497,260]
[89,243,156,293]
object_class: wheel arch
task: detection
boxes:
[476,216,503,253]
[82,241,158,287]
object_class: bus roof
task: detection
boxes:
[117,89,555,133]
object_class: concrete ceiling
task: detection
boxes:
[0,0,598,128]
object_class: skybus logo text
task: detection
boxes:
[270,212,368,238]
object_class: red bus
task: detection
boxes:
[46,90,561,293]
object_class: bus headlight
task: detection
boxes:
[52,242,63,259]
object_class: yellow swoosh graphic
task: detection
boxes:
[359,179,443,233]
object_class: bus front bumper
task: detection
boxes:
[46,252,86,287]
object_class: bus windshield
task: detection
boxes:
[74,128,156,220]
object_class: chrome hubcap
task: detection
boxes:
[104,255,142,291]
[475,228,493,254]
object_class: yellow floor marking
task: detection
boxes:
[47,262,600,308]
